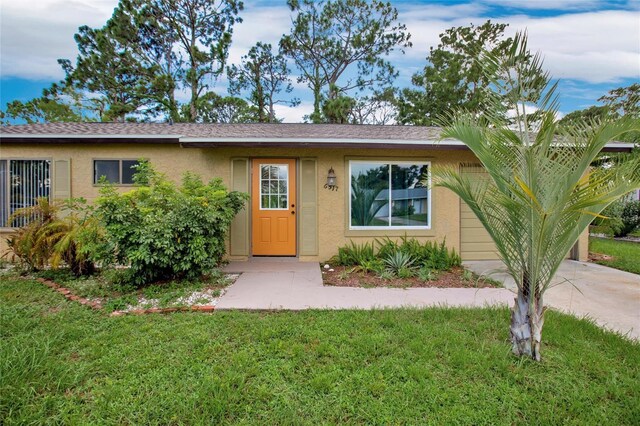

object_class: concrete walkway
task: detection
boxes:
[218,258,512,310]
[219,258,640,339]
[465,260,640,340]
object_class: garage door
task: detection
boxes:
[460,165,499,260]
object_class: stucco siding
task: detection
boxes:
[1,142,480,261]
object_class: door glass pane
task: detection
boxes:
[121,160,139,184]
[391,164,429,227]
[350,163,389,226]
[259,164,288,210]
[94,160,120,184]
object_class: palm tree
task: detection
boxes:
[434,33,640,360]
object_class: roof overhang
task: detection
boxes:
[0,133,635,152]
[0,133,181,144]
[178,137,467,149]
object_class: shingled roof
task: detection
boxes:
[0,122,633,151]
[0,122,443,140]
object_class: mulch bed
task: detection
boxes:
[322,266,500,289]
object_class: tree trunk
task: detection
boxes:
[510,289,546,361]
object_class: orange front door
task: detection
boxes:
[251,159,297,256]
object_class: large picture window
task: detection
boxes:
[0,159,51,227]
[94,159,140,184]
[349,160,430,229]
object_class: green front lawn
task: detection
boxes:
[589,237,640,274]
[2,277,639,425]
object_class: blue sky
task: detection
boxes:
[1,0,638,122]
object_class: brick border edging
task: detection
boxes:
[34,277,216,316]
[36,277,102,310]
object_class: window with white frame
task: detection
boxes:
[93,159,140,184]
[349,160,430,229]
[0,159,51,227]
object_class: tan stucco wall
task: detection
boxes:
[1,143,478,261]
[4,143,594,263]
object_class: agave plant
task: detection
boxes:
[383,251,416,276]
[433,33,640,360]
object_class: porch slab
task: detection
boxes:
[218,260,513,310]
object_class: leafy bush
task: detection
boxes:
[331,237,461,274]
[417,267,437,282]
[332,241,375,266]
[359,259,385,274]
[95,162,247,286]
[420,240,461,270]
[618,200,640,237]
[376,237,400,260]
[595,199,640,237]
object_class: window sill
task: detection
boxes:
[345,228,436,237]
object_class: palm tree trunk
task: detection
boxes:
[510,289,546,361]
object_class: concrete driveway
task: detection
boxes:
[464,260,640,340]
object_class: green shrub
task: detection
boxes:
[332,237,461,273]
[421,240,461,270]
[376,237,400,260]
[389,236,460,271]
[95,162,247,286]
[596,199,640,237]
[618,200,640,237]
[417,266,437,282]
[332,241,375,266]
[359,259,385,274]
[397,266,415,279]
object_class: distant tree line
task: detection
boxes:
[1,0,637,127]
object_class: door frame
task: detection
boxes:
[250,157,299,257]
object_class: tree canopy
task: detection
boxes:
[228,42,299,123]
[280,0,410,123]
[0,3,633,127]
[398,21,546,126]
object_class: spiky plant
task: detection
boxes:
[5,197,58,270]
[433,33,640,360]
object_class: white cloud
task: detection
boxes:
[274,101,313,123]
[503,10,640,83]
[481,0,606,10]
[397,7,639,84]
[0,0,118,79]
[226,4,292,66]
[1,0,637,98]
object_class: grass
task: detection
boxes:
[589,237,640,274]
[2,276,639,425]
